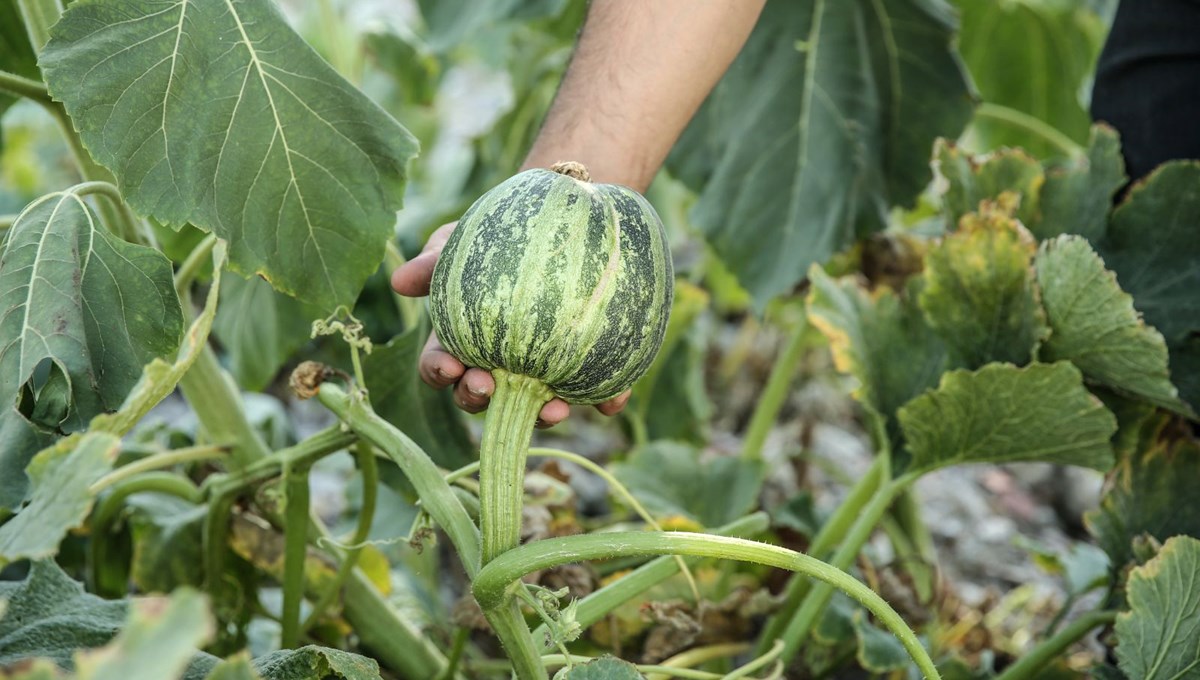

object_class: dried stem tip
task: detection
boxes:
[549,161,590,182]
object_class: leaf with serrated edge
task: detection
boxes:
[1036,236,1191,416]
[74,588,213,680]
[0,433,119,567]
[1115,536,1200,680]
[899,362,1115,475]
[920,206,1046,368]
[90,241,227,437]
[1038,125,1126,241]
[667,0,973,309]
[934,140,1044,231]
[0,193,183,431]
[40,0,418,309]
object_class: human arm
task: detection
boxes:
[391,0,766,424]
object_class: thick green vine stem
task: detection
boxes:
[474,532,939,680]
[280,460,313,648]
[479,369,553,564]
[530,513,770,650]
[313,380,481,575]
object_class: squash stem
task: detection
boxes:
[479,369,553,564]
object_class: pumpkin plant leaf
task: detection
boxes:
[1114,536,1200,680]
[919,206,1046,368]
[212,273,320,391]
[1099,162,1200,412]
[1036,236,1191,415]
[898,362,1116,475]
[0,432,119,567]
[1038,125,1126,241]
[562,656,646,680]
[40,0,419,310]
[74,588,214,680]
[666,0,974,308]
[248,646,382,680]
[934,141,1044,230]
[1087,413,1200,579]
[956,0,1105,157]
[0,193,183,432]
[0,560,128,670]
[806,266,950,450]
[89,241,227,437]
[609,442,762,528]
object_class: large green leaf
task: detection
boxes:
[609,442,762,528]
[74,589,213,680]
[1036,236,1191,415]
[212,274,318,391]
[1099,162,1200,412]
[40,0,419,310]
[898,362,1115,474]
[0,432,119,567]
[919,207,1046,368]
[1087,414,1200,578]
[667,0,974,308]
[956,0,1105,157]
[0,561,127,669]
[806,266,951,448]
[363,317,474,474]
[0,192,183,431]
[1115,536,1200,680]
[89,241,227,437]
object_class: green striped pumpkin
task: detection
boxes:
[429,162,673,404]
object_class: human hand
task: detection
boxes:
[390,222,632,427]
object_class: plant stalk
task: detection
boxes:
[280,460,312,648]
[0,69,51,104]
[756,454,886,650]
[179,346,271,468]
[994,610,1117,680]
[315,382,481,576]
[530,512,770,650]
[474,532,939,679]
[16,0,62,51]
[301,440,378,633]
[776,472,918,664]
[89,445,226,495]
[974,103,1084,158]
[741,317,807,462]
[479,370,552,564]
